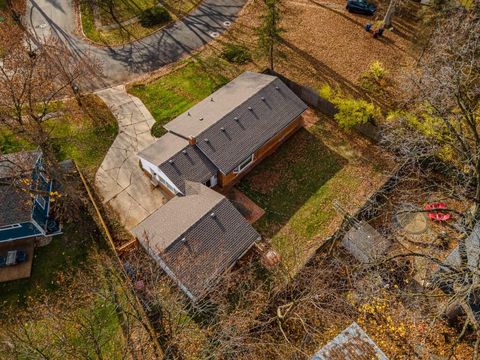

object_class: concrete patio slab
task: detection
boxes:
[108,191,151,230]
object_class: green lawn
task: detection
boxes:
[0,217,127,358]
[0,95,140,358]
[47,96,118,175]
[97,0,156,25]
[79,0,200,46]
[129,61,229,137]
[0,94,118,304]
[0,213,99,305]
[0,95,117,176]
[238,121,390,275]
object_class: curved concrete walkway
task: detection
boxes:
[26,0,246,88]
[95,86,165,230]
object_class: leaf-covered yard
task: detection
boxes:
[239,111,393,274]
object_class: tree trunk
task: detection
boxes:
[383,0,396,28]
[269,41,274,71]
[474,170,480,224]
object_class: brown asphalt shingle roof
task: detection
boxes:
[164,72,277,138]
[158,144,217,194]
[161,197,260,299]
[132,182,224,251]
[137,132,189,166]
[0,151,41,179]
[194,76,307,174]
[132,182,260,300]
[138,133,217,194]
[162,72,307,174]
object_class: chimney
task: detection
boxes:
[188,136,196,145]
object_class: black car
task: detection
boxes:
[346,0,376,15]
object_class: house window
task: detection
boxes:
[166,182,176,193]
[0,224,21,231]
[233,154,254,174]
[36,195,46,209]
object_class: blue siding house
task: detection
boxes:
[0,151,61,243]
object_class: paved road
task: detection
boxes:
[26,0,246,88]
[95,86,165,230]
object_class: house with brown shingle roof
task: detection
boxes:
[138,71,307,196]
[132,182,260,301]
[134,72,307,300]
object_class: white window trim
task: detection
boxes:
[0,223,21,231]
[36,195,46,209]
[233,154,254,174]
[39,171,48,183]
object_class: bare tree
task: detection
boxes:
[0,6,103,217]
[383,5,480,221]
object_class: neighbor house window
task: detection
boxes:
[35,195,46,209]
[233,154,254,174]
[0,224,21,231]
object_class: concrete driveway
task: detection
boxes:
[95,86,165,230]
[26,0,247,88]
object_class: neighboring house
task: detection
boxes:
[0,150,61,243]
[132,181,261,301]
[312,322,389,360]
[133,72,306,300]
[138,71,308,196]
[437,224,480,327]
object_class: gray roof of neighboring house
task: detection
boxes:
[312,322,388,360]
[0,151,41,179]
[164,72,278,138]
[444,224,480,270]
[341,222,392,263]
[0,186,33,227]
[132,182,260,300]
[0,151,41,227]
[163,72,308,174]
